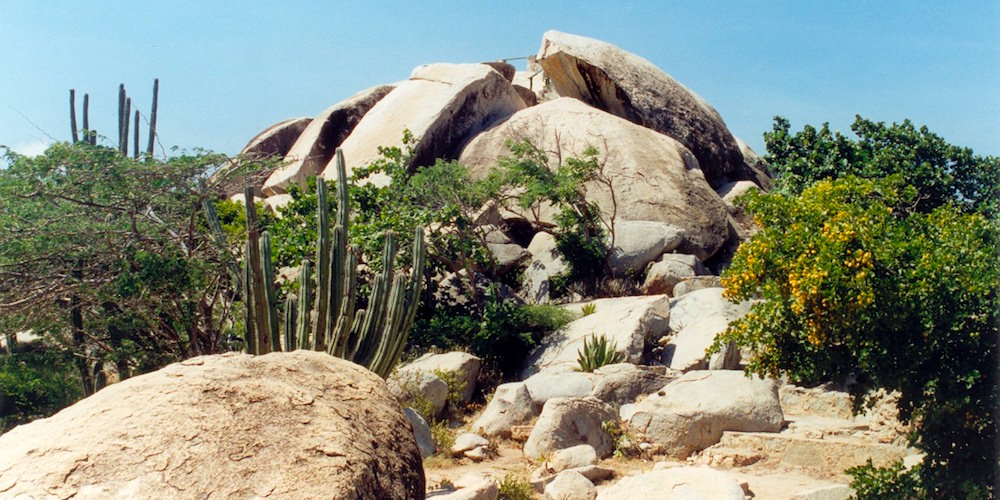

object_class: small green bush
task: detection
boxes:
[497,473,532,500]
[580,303,597,316]
[847,460,921,499]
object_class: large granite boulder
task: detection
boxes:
[523,397,617,459]
[537,30,749,188]
[240,117,312,162]
[0,351,424,499]
[661,316,740,371]
[460,98,731,260]
[626,370,784,457]
[667,287,752,333]
[521,294,670,378]
[331,63,525,185]
[264,84,395,195]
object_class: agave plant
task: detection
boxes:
[580,303,597,317]
[576,333,624,372]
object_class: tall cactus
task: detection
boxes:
[224,148,425,377]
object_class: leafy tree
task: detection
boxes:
[765,115,999,217]
[714,175,998,497]
[490,139,615,294]
[0,142,241,393]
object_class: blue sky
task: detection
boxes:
[1,1,997,159]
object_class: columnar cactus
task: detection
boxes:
[219,148,425,377]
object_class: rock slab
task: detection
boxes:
[0,351,424,499]
[627,370,783,457]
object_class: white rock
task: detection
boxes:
[524,369,594,411]
[452,432,490,455]
[522,295,669,378]
[404,407,435,458]
[668,287,751,333]
[641,253,708,296]
[263,85,394,195]
[470,382,537,438]
[791,484,856,500]
[671,277,722,298]
[332,63,524,186]
[460,98,731,260]
[608,221,685,275]
[544,470,596,500]
[524,397,616,460]
[387,370,448,419]
[537,31,748,189]
[394,351,482,404]
[716,180,760,208]
[662,316,740,372]
[627,371,783,457]
[597,466,745,500]
[589,363,670,405]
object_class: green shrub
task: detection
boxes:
[714,175,998,496]
[409,287,574,379]
[847,460,921,499]
[497,473,532,500]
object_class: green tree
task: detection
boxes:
[714,176,998,497]
[764,115,999,217]
[0,142,241,393]
[490,139,614,294]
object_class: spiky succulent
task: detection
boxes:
[576,333,624,372]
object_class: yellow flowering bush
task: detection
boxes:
[713,175,998,496]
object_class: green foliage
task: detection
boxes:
[1,346,83,433]
[432,368,467,412]
[716,175,999,496]
[410,287,574,378]
[580,303,597,316]
[497,474,532,500]
[429,419,456,455]
[601,419,640,458]
[0,141,240,392]
[576,333,625,372]
[847,460,922,499]
[492,140,612,292]
[765,115,999,217]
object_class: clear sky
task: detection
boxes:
[1,1,997,159]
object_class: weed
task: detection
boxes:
[497,473,533,500]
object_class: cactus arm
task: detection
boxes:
[242,240,257,354]
[70,89,79,144]
[284,293,297,352]
[146,78,158,156]
[296,260,313,350]
[260,231,281,350]
[328,251,358,357]
[312,180,331,351]
[244,188,271,354]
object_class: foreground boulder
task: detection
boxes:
[521,294,670,378]
[0,351,424,499]
[627,370,783,457]
[537,30,747,188]
[263,84,395,195]
[460,98,731,260]
[332,63,525,185]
